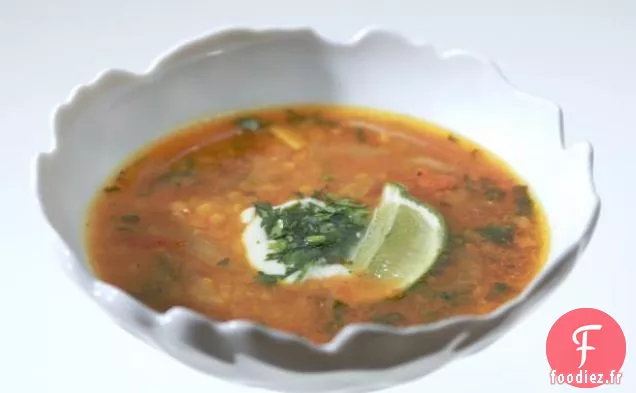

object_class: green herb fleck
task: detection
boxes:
[481,179,506,201]
[255,272,283,286]
[237,117,264,132]
[253,201,274,219]
[428,251,453,277]
[155,254,179,280]
[104,185,121,193]
[314,115,338,128]
[486,282,512,301]
[439,291,459,301]
[422,310,443,322]
[120,214,140,224]
[115,169,126,183]
[149,156,196,190]
[284,110,337,128]
[182,157,195,171]
[450,233,466,247]
[232,137,248,152]
[477,224,515,246]
[355,127,366,143]
[371,312,406,325]
[252,192,369,278]
[463,174,476,191]
[512,185,533,216]
[332,300,348,326]
[429,289,468,304]
[285,109,307,125]
[406,275,429,293]
[493,282,510,293]
[447,134,458,143]
[389,291,406,300]
[268,239,288,253]
[465,177,506,200]
[136,253,180,301]
[485,187,506,201]
[305,234,330,246]
[216,257,230,267]
[323,173,335,182]
[432,233,465,273]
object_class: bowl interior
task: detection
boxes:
[39,31,595,303]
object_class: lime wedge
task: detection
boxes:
[350,183,448,290]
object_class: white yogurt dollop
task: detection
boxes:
[240,198,351,284]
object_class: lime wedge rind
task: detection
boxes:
[350,183,449,291]
[348,185,401,272]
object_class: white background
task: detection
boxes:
[0,0,633,392]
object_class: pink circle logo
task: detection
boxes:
[546,308,626,388]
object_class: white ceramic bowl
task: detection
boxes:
[35,28,600,393]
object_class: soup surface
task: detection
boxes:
[86,105,548,343]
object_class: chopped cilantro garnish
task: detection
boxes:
[252,192,370,279]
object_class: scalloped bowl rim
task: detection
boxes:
[35,26,601,355]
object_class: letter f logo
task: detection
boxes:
[572,324,602,368]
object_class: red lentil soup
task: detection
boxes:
[86,105,548,344]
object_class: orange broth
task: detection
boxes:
[86,105,548,343]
